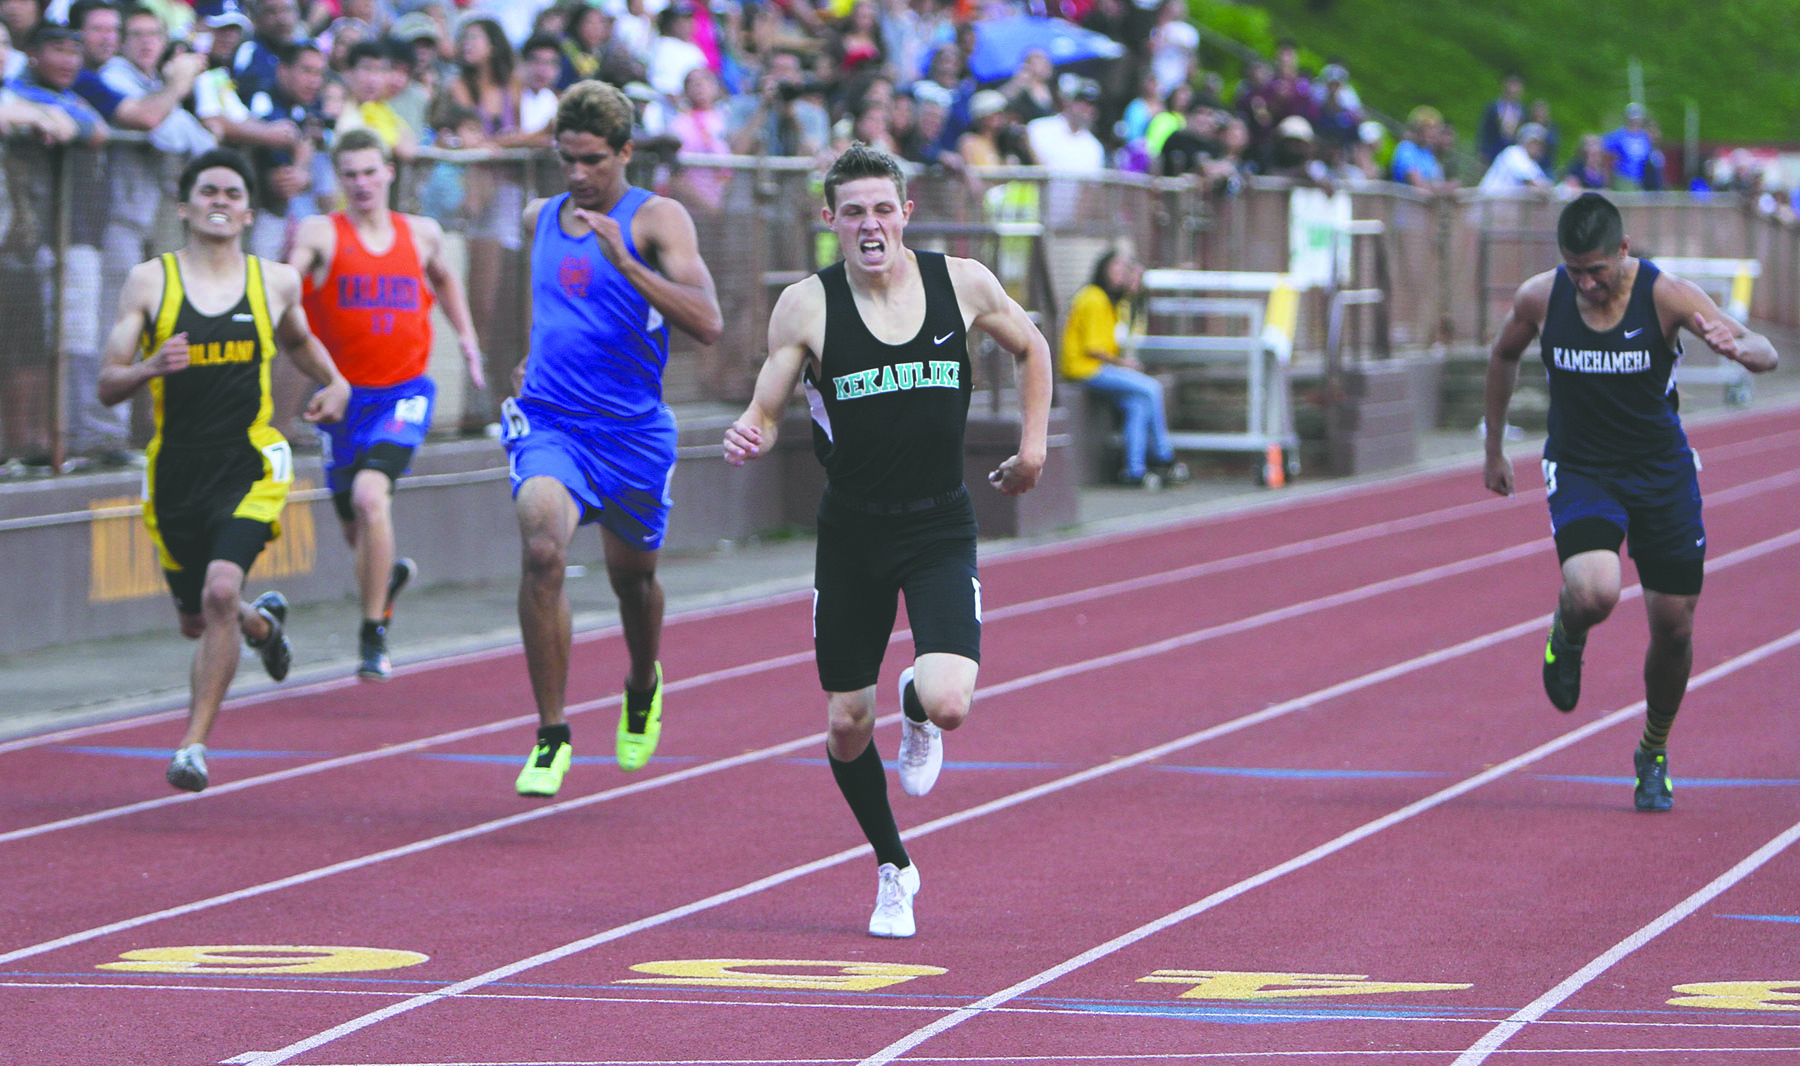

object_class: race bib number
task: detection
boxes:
[393,396,430,425]
[500,397,530,441]
[262,440,294,483]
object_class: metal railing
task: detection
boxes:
[7,136,1800,471]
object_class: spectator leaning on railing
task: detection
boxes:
[244,39,326,257]
[10,21,111,466]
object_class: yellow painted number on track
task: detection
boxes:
[1669,981,1800,1011]
[1138,970,1472,1000]
[98,945,429,975]
[622,959,946,992]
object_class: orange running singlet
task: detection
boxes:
[303,212,434,388]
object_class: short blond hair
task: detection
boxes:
[332,126,390,165]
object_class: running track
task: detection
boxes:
[3,406,1797,1066]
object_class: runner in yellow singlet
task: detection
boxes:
[98,148,350,793]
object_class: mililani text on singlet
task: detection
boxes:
[1551,347,1653,374]
[832,359,961,401]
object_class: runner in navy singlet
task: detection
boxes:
[1483,192,1777,812]
[723,144,1053,938]
[506,81,722,799]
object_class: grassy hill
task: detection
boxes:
[1194,0,1798,147]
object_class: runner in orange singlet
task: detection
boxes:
[290,127,485,680]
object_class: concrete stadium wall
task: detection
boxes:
[0,406,1074,658]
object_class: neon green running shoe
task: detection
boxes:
[515,736,572,797]
[615,662,663,772]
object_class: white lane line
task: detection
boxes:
[235,562,1799,1066]
[11,417,1791,758]
[0,478,1569,840]
[1449,821,1800,1064]
[850,630,1800,1066]
[0,649,814,845]
[12,466,1789,845]
[4,528,1795,972]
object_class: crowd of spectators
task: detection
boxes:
[2,0,1796,466]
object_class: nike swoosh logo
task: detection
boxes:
[933,331,956,345]
[1623,328,1643,338]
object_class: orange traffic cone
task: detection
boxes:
[1264,444,1286,488]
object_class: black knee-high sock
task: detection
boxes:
[1640,702,1678,753]
[828,739,910,869]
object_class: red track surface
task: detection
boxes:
[4,408,1798,1066]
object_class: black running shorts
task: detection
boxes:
[812,488,981,693]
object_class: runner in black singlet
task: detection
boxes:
[724,144,1053,938]
[1483,192,1777,812]
[98,149,349,794]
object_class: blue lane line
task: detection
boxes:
[56,746,329,760]
[1153,765,1445,781]
[1719,913,1800,925]
[782,758,1070,771]
[1532,774,1800,787]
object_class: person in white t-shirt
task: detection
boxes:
[1478,121,1552,193]
[514,33,560,143]
[1147,0,1197,99]
[646,1,706,100]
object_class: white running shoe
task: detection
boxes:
[868,861,921,938]
[896,666,943,797]
[166,743,208,792]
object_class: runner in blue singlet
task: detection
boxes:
[1482,192,1778,812]
[504,81,722,798]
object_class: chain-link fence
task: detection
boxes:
[7,134,1799,471]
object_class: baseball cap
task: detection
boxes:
[1320,63,1348,82]
[26,22,82,47]
[1516,122,1546,143]
[1624,102,1646,120]
[1061,75,1101,104]
[1276,114,1313,141]
[390,12,441,42]
[970,89,1008,120]
[205,8,254,32]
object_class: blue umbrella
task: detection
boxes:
[965,15,1127,85]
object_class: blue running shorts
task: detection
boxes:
[1543,449,1706,565]
[316,377,436,497]
[501,396,676,550]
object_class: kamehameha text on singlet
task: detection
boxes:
[1539,258,1687,464]
[1550,347,1652,374]
[831,359,961,400]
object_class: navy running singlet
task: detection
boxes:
[1539,258,1688,465]
[804,251,972,503]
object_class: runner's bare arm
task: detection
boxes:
[97,260,181,407]
[414,214,486,390]
[950,257,1051,496]
[285,214,336,288]
[581,196,723,344]
[724,278,822,466]
[1656,273,1779,373]
[266,262,350,423]
[1483,271,1553,496]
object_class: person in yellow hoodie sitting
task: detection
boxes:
[1062,249,1189,489]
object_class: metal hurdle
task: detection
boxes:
[1648,256,1759,406]
[1124,269,1302,483]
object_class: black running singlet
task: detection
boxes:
[144,252,282,451]
[1539,259,1688,464]
[804,251,972,503]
